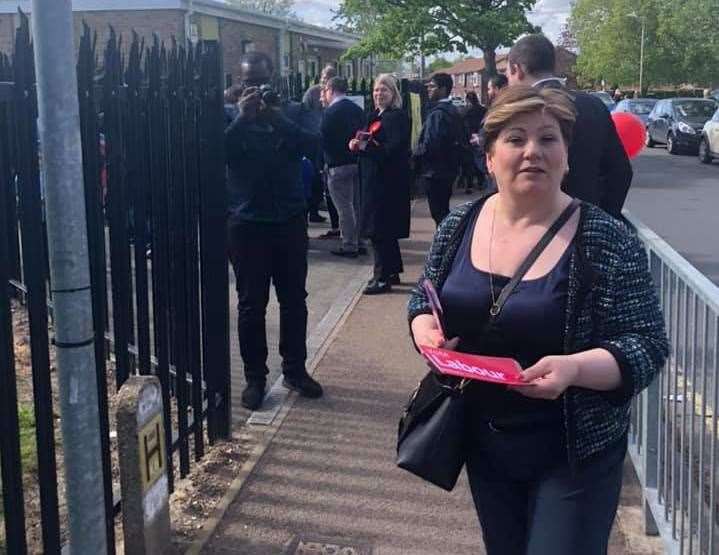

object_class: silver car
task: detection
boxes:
[613,98,657,125]
[699,107,719,164]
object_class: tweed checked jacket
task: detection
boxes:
[407,196,669,467]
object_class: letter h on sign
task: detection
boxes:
[139,413,165,492]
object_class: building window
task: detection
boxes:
[242,40,255,54]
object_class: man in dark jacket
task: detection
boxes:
[507,34,632,218]
[226,51,323,410]
[321,76,366,257]
[414,72,465,226]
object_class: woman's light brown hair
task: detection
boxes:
[483,85,577,153]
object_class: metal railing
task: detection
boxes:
[1,16,231,553]
[626,210,719,555]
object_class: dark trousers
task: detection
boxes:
[423,174,456,226]
[308,172,324,216]
[371,237,403,280]
[227,215,308,384]
[465,423,626,555]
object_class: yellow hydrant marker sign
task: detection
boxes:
[138,413,165,493]
[117,376,171,554]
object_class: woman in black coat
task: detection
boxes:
[349,73,411,295]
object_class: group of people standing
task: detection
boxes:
[223,52,413,411]
[224,32,666,555]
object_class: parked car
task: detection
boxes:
[645,98,717,154]
[589,91,616,111]
[613,98,657,125]
[698,107,719,164]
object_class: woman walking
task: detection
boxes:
[408,85,668,554]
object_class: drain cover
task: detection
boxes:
[286,535,372,555]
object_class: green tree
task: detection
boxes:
[336,0,538,85]
[335,0,461,64]
[427,56,454,73]
[431,0,538,77]
[227,0,295,18]
[655,0,719,86]
[569,0,719,91]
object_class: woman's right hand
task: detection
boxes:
[348,138,360,152]
[411,314,459,351]
[411,314,444,347]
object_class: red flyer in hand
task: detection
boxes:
[419,345,526,386]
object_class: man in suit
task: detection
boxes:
[507,34,632,218]
[320,76,367,257]
[414,72,466,226]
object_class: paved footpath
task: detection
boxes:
[202,196,662,555]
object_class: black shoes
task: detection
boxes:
[317,229,341,240]
[388,274,400,285]
[241,381,266,411]
[364,278,392,295]
[283,373,324,398]
[331,248,358,258]
[243,373,324,410]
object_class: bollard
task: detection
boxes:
[117,376,171,554]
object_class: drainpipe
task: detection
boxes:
[184,0,195,44]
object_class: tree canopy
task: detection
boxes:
[569,0,719,91]
[335,0,539,78]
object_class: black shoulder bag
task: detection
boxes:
[397,199,579,491]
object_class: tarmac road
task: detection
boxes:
[625,146,719,285]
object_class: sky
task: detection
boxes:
[293,0,573,49]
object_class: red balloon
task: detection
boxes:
[611,112,645,159]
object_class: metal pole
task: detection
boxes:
[639,19,645,95]
[30,0,108,553]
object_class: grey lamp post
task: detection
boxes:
[627,12,646,95]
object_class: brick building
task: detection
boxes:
[0,0,369,83]
[440,47,578,103]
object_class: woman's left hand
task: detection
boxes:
[510,355,580,400]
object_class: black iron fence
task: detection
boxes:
[0,13,230,553]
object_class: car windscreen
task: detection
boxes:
[674,101,716,118]
[592,92,613,105]
[628,101,655,115]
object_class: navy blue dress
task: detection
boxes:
[440,208,572,424]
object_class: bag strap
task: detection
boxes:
[489,198,580,317]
